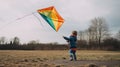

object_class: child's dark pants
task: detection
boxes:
[69,49,77,61]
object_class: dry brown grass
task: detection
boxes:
[0,50,120,67]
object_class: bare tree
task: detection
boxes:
[78,31,85,40]
[28,40,39,44]
[0,36,6,44]
[86,26,96,45]
[12,37,20,45]
[116,30,120,41]
[90,17,109,45]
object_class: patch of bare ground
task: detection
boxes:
[0,50,119,67]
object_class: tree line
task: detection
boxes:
[0,17,120,50]
[77,17,120,50]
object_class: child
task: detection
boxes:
[63,30,77,61]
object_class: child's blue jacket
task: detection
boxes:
[63,35,77,48]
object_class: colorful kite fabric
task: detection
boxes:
[37,6,64,32]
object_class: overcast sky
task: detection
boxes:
[0,0,120,44]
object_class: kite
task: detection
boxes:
[37,6,64,32]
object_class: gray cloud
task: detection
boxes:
[0,0,120,43]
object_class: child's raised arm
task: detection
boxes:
[63,36,70,42]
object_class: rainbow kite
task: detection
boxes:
[37,6,64,32]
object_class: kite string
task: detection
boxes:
[16,12,36,20]
[0,12,36,31]
[32,12,44,27]
[32,12,47,31]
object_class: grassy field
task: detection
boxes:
[0,50,120,67]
